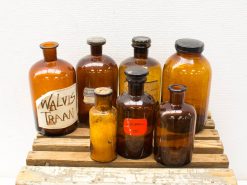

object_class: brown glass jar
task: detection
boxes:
[77,37,118,125]
[154,84,196,166]
[116,66,156,159]
[29,42,78,136]
[119,36,161,102]
[162,39,211,132]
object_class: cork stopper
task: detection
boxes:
[94,87,112,96]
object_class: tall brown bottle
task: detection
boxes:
[77,37,118,124]
[29,42,78,136]
[162,39,211,132]
[154,84,196,166]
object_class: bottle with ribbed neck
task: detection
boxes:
[154,84,196,166]
[119,36,161,102]
[77,37,118,125]
[29,41,78,136]
[116,66,156,159]
[162,38,211,132]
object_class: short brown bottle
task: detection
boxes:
[77,37,118,124]
[154,84,196,166]
[117,66,156,159]
[29,42,78,136]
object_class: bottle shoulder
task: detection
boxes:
[164,53,211,75]
[90,106,117,115]
[159,102,196,116]
[29,59,75,78]
[120,57,160,68]
[117,93,155,107]
[77,54,117,69]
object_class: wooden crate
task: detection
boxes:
[16,115,237,184]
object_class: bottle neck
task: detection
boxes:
[134,48,148,59]
[170,91,185,107]
[95,95,112,111]
[177,51,202,58]
[128,82,144,96]
[43,48,57,62]
[91,45,102,56]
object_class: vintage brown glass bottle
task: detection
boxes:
[77,37,118,124]
[162,39,211,132]
[117,66,156,159]
[119,36,161,102]
[29,42,78,136]
[154,84,196,166]
[89,87,117,162]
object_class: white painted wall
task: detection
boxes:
[0,0,246,182]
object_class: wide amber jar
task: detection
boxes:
[162,39,211,132]
[29,42,78,136]
[119,36,161,102]
[77,37,118,124]
[89,87,117,162]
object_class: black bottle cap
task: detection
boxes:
[132,36,151,48]
[175,38,204,53]
[87,37,106,46]
[124,66,148,83]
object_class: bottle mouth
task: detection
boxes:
[94,87,112,96]
[40,41,59,49]
[168,84,187,92]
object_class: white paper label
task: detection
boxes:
[83,87,95,104]
[36,84,78,129]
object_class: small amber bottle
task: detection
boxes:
[29,42,78,136]
[162,39,211,132]
[154,84,196,166]
[77,37,118,124]
[89,87,117,162]
[119,36,161,102]
[117,66,156,159]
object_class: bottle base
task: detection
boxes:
[37,121,78,136]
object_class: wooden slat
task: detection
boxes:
[26,151,229,168]
[37,127,218,140]
[195,129,219,140]
[16,166,237,185]
[32,138,223,154]
[204,119,215,129]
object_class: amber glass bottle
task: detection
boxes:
[162,39,211,132]
[89,87,117,162]
[77,37,118,124]
[117,66,156,159]
[29,42,78,136]
[154,84,196,166]
[119,36,161,102]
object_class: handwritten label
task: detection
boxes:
[124,118,147,136]
[36,84,77,129]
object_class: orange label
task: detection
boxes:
[124,118,147,136]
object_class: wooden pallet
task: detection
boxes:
[16,115,237,184]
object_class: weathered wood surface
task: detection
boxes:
[36,119,217,139]
[26,151,229,168]
[32,138,223,154]
[16,166,237,185]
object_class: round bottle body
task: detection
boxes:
[29,59,78,136]
[154,102,196,166]
[162,53,211,132]
[77,55,118,124]
[116,93,156,159]
[89,106,117,162]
